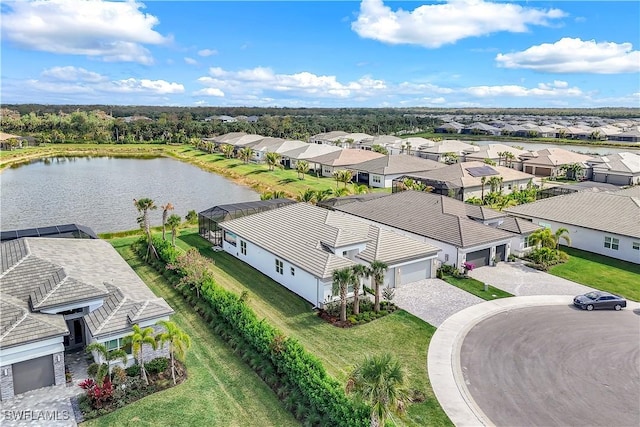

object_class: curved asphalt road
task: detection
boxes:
[460,306,640,427]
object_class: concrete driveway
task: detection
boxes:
[469,261,595,296]
[393,279,484,327]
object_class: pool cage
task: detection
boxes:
[198,199,295,246]
[0,223,98,242]
[392,175,463,201]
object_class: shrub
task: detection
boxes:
[125,364,141,377]
[87,363,101,378]
[145,357,169,375]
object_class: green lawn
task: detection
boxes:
[550,247,640,301]
[442,275,513,300]
[111,231,452,426]
[82,240,299,427]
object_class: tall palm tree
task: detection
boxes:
[480,176,487,201]
[161,202,174,241]
[332,267,352,323]
[166,214,182,247]
[221,144,234,159]
[134,198,157,259]
[504,152,516,168]
[155,320,191,385]
[351,264,368,315]
[123,324,157,385]
[337,169,353,187]
[346,353,409,427]
[85,342,128,385]
[265,152,282,171]
[528,228,556,250]
[554,227,571,250]
[296,160,310,179]
[368,261,388,313]
[296,189,316,204]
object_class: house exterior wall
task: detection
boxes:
[592,171,640,186]
[510,235,534,257]
[0,365,14,400]
[223,236,323,306]
[527,218,639,264]
[53,352,65,386]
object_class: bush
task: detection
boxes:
[87,363,101,379]
[125,364,141,377]
[145,357,169,375]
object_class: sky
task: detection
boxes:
[1,0,639,108]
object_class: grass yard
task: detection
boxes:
[83,240,298,427]
[442,275,513,300]
[170,231,451,427]
[549,247,640,301]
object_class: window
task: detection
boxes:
[240,240,247,255]
[342,251,347,256]
[275,259,283,274]
[103,338,132,355]
[290,267,295,276]
[633,242,640,251]
[604,236,619,250]
[372,175,381,184]
[224,231,237,247]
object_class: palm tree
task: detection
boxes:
[155,320,191,385]
[480,176,487,201]
[166,214,182,247]
[296,160,310,179]
[238,147,253,163]
[346,353,409,427]
[265,152,282,171]
[314,188,334,203]
[296,189,316,204]
[123,324,157,385]
[85,342,128,385]
[497,151,507,166]
[488,176,503,193]
[561,163,584,181]
[554,227,571,250]
[332,267,352,323]
[443,152,458,165]
[351,264,368,315]
[368,261,388,313]
[352,183,370,195]
[221,144,234,159]
[504,152,516,168]
[333,187,350,197]
[134,198,157,259]
[337,169,353,187]
[528,228,556,250]
[161,202,174,241]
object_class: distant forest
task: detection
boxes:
[1,104,638,145]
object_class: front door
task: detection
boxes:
[64,318,85,350]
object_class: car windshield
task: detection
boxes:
[584,292,599,300]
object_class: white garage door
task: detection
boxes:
[397,261,430,286]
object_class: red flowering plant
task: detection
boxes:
[79,376,114,409]
[462,262,475,274]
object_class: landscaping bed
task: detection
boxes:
[318,299,399,327]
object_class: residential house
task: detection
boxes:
[464,144,530,170]
[279,143,342,170]
[309,131,349,145]
[461,123,501,136]
[434,122,465,134]
[415,139,480,163]
[609,129,640,143]
[506,187,640,264]
[219,203,441,307]
[350,155,445,188]
[397,161,536,201]
[334,191,517,268]
[249,138,308,163]
[588,152,640,186]
[0,238,173,400]
[305,149,385,178]
[356,135,404,155]
[520,148,593,178]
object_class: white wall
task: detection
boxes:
[529,219,640,264]
[223,236,323,306]
[0,337,65,366]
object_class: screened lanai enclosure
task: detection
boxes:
[199,199,295,246]
[392,175,463,200]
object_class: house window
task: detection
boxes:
[224,231,237,247]
[275,259,284,274]
[604,236,619,250]
[240,240,247,255]
[324,167,331,174]
[103,338,132,355]
[633,242,640,251]
[372,175,381,184]
[290,267,295,276]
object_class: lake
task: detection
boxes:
[0,156,260,233]
[473,140,639,156]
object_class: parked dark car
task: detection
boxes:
[573,291,627,311]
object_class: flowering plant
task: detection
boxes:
[462,262,475,272]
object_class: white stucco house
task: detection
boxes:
[219,203,441,307]
[506,187,640,264]
[0,238,173,400]
[587,152,640,186]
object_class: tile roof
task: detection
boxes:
[334,191,513,248]
[351,154,445,175]
[505,188,640,238]
[496,217,542,235]
[279,143,342,160]
[220,203,439,279]
[1,295,68,349]
[305,149,385,167]
[464,144,530,160]
[590,152,640,174]
[406,161,535,188]
[520,148,593,166]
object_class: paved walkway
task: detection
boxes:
[394,279,484,327]
[469,261,596,296]
[427,296,640,427]
[0,384,82,427]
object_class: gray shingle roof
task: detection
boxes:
[505,188,640,238]
[220,203,439,279]
[334,191,513,248]
[497,217,542,235]
[1,295,68,349]
[351,154,445,175]
[406,161,534,188]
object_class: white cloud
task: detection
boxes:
[112,78,184,94]
[463,81,583,98]
[1,0,169,64]
[496,38,640,73]
[197,49,218,57]
[184,57,198,65]
[41,66,107,83]
[352,0,566,48]
[194,88,225,97]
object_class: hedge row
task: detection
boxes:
[137,237,369,426]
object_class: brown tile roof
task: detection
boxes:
[406,161,534,188]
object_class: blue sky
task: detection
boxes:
[1,0,639,108]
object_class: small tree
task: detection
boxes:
[351,264,368,315]
[85,342,128,385]
[166,248,215,298]
[368,260,388,313]
[155,320,191,385]
[123,325,157,385]
[221,144,234,158]
[166,214,182,247]
[332,267,352,323]
[296,160,310,179]
[161,202,174,241]
[134,198,158,260]
[185,210,198,225]
[265,152,282,171]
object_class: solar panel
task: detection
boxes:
[465,166,499,177]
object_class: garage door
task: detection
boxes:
[12,355,55,395]
[496,245,506,262]
[397,261,430,286]
[466,248,491,267]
